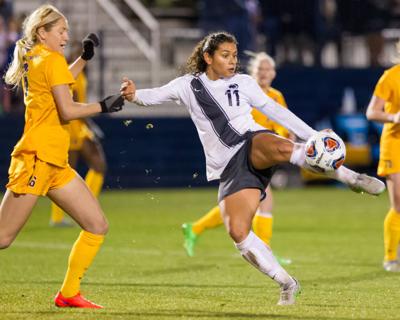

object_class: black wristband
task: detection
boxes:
[99,94,124,113]
[100,100,108,113]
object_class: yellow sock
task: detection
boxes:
[85,169,104,197]
[60,230,104,297]
[252,212,273,246]
[384,208,400,261]
[192,205,223,235]
[51,202,65,223]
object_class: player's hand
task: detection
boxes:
[81,33,100,61]
[120,77,136,102]
[99,94,124,113]
[393,112,400,123]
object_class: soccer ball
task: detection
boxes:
[305,130,346,172]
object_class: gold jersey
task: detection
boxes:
[373,64,400,176]
[12,43,75,167]
[251,86,290,138]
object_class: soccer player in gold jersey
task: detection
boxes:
[182,52,292,261]
[0,5,124,308]
[50,42,107,227]
[366,56,400,272]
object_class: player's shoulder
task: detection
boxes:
[166,74,194,91]
[234,73,254,82]
[231,74,257,89]
[383,64,400,79]
[269,87,283,97]
[47,51,66,63]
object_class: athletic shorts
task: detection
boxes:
[69,120,95,151]
[377,138,400,177]
[218,130,276,203]
[6,153,76,196]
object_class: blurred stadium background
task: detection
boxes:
[0,0,397,189]
[2,2,400,318]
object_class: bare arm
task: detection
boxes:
[52,84,101,121]
[69,57,87,79]
[366,95,400,123]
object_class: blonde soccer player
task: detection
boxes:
[50,41,107,227]
[120,32,385,305]
[366,52,400,272]
[182,52,292,261]
[0,4,124,308]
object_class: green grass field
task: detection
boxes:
[0,187,399,320]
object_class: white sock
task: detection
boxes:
[289,143,306,167]
[235,231,293,286]
[289,143,358,186]
[256,210,273,218]
[326,165,358,185]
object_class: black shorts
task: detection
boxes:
[218,130,276,203]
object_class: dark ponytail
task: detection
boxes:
[185,31,238,75]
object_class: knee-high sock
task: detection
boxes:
[235,231,293,286]
[289,142,358,185]
[60,230,104,297]
[384,209,400,262]
[252,211,273,246]
[192,205,223,235]
[51,202,65,223]
[85,169,104,198]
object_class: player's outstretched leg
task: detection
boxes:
[235,231,300,305]
[277,277,301,305]
[348,173,386,195]
[290,143,386,196]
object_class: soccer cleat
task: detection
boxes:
[54,292,103,309]
[277,277,301,306]
[275,255,292,266]
[383,260,400,272]
[182,223,198,257]
[349,174,386,196]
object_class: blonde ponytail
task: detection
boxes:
[4,39,31,86]
[4,4,66,87]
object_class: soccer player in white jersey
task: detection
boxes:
[119,32,385,306]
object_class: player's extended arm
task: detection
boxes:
[52,84,123,121]
[120,77,180,105]
[366,95,400,123]
[254,96,317,142]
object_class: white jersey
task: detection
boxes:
[134,72,315,181]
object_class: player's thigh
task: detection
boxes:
[80,138,107,173]
[250,132,294,170]
[0,190,38,247]
[219,188,260,242]
[47,175,108,234]
[386,172,400,212]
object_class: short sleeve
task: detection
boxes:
[46,53,75,88]
[276,91,288,108]
[374,70,394,102]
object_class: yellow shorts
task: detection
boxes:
[6,153,77,196]
[69,120,95,151]
[378,138,400,176]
